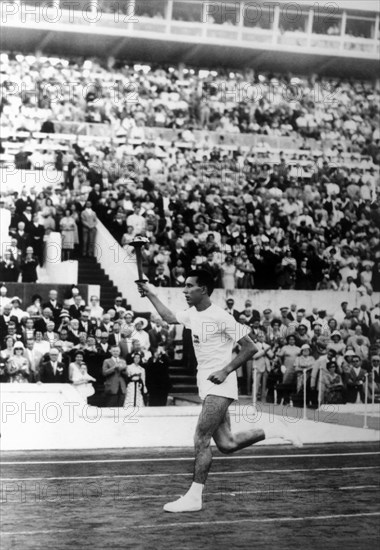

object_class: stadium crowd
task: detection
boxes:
[1,57,380,292]
[2,52,380,146]
[0,284,379,406]
[0,53,379,405]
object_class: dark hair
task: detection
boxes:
[187,269,215,296]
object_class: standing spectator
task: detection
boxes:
[20,247,38,282]
[343,354,367,403]
[145,346,171,406]
[102,345,128,407]
[0,251,19,282]
[0,284,11,309]
[29,213,45,266]
[323,362,345,404]
[369,355,380,398]
[39,348,69,383]
[40,197,56,231]
[89,295,104,318]
[152,264,171,287]
[221,255,236,290]
[276,334,300,404]
[23,338,43,382]
[60,208,78,261]
[294,344,315,404]
[235,252,255,289]
[43,290,62,324]
[124,352,147,407]
[252,332,273,402]
[224,298,240,321]
[1,336,17,361]
[132,317,150,351]
[81,201,97,257]
[6,343,30,383]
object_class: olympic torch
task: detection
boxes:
[130,236,150,296]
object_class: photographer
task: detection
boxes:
[145,346,172,406]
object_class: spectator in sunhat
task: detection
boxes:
[132,317,150,351]
[10,297,26,322]
[120,310,135,332]
[328,331,346,356]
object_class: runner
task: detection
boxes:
[137,269,303,513]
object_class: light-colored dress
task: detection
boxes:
[60,216,79,250]
[221,263,237,290]
[124,364,146,408]
[6,355,30,383]
[278,344,300,385]
[294,355,315,392]
[69,362,96,399]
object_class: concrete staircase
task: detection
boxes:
[78,256,120,311]
[169,362,197,394]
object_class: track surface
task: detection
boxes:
[1,442,380,550]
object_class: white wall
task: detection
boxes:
[94,220,143,306]
[154,288,379,318]
[1,384,377,451]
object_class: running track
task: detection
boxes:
[1,442,380,550]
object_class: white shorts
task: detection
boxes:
[197,371,238,401]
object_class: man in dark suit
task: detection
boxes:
[29,214,45,266]
[224,298,240,321]
[369,355,380,398]
[102,345,128,407]
[34,307,55,333]
[108,321,122,347]
[69,295,85,319]
[148,317,169,351]
[343,354,367,403]
[79,310,96,336]
[43,290,62,324]
[39,348,69,383]
[0,304,20,342]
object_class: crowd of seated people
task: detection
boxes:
[1,285,379,407]
[0,56,379,301]
[1,53,380,147]
[2,148,379,290]
[1,53,379,288]
[0,285,172,407]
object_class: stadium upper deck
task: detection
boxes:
[1,0,379,76]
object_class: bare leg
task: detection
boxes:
[193,395,233,484]
[163,394,231,512]
[213,406,265,455]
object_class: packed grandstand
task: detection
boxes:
[0,1,379,405]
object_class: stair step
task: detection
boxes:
[170,376,197,384]
[171,385,199,393]
[169,367,196,375]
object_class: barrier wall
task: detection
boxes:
[1,384,377,451]
[0,283,98,307]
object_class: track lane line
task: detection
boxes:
[2,451,380,466]
[1,465,379,482]
[2,512,380,536]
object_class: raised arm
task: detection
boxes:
[136,282,178,325]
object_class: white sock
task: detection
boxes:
[264,425,284,440]
[185,482,204,500]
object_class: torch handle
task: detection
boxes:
[134,246,144,281]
